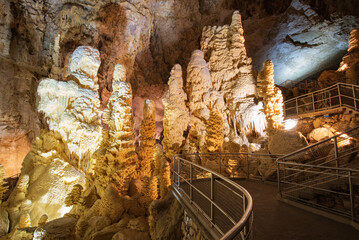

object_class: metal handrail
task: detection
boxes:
[284,82,359,117]
[277,160,359,221]
[277,125,359,161]
[172,155,253,240]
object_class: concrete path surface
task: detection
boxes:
[234,180,359,240]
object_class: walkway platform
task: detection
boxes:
[234,180,359,240]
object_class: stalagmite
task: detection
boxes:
[0,165,8,202]
[257,60,284,130]
[94,64,138,195]
[138,100,156,178]
[200,10,257,141]
[162,64,190,159]
[159,161,171,199]
[205,110,224,153]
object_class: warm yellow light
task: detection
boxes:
[284,119,297,130]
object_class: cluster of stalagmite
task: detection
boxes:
[94,64,138,195]
[0,165,8,202]
[159,161,171,199]
[257,60,284,130]
[138,100,156,178]
[205,110,224,153]
[200,10,257,141]
[162,64,190,159]
[348,29,359,53]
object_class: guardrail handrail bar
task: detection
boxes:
[277,125,359,161]
[173,155,253,240]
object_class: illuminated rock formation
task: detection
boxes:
[38,46,103,172]
[159,161,171,199]
[19,213,31,228]
[257,60,284,130]
[37,214,48,227]
[138,100,156,178]
[94,64,138,195]
[200,11,258,145]
[205,110,224,153]
[0,165,8,202]
[65,184,84,207]
[162,64,190,159]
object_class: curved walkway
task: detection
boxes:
[235,180,359,240]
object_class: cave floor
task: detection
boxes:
[234,180,359,240]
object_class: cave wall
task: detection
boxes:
[0,0,358,176]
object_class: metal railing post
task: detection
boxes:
[353,85,357,110]
[246,154,250,179]
[338,84,342,107]
[190,163,193,201]
[277,161,281,197]
[210,173,214,225]
[178,157,181,188]
[173,156,176,184]
[312,93,315,112]
[348,170,355,220]
[219,155,222,175]
[333,137,339,177]
[295,98,299,115]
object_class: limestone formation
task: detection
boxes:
[348,29,359,53]
[205,110,224,153]
[19,213,31,228]
[38,214,48,227]
[65,184,84,207]
[141,177,158,208]
[94,64,138,195]
[0,165,8,202]
[257,60,284,130]
[159,161,171,199]
[162,64,190,159]
[199,11,259,146]
[153,144,165,177]
[138,100,156,178]
[38,46,103,172]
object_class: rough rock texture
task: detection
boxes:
[0,207,9,237]
[0,165,8,202]
[148,193,183,240]
[268,129,308,155]
[245,0,359,86]
[94,65,138,195]
[162,65,190,159]
[138,100,156,178]
[205,110,224,153]
[1,0,358,176]
[308,127,335,142]
[201,11,257,141]
[257,60,284,130]
[38,46,102,172]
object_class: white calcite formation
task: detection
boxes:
[4,46,103,230]
[200,11,258,143]
[38,46,103,172]
[162,64,190,158]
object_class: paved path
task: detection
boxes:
[234,180,359,240]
